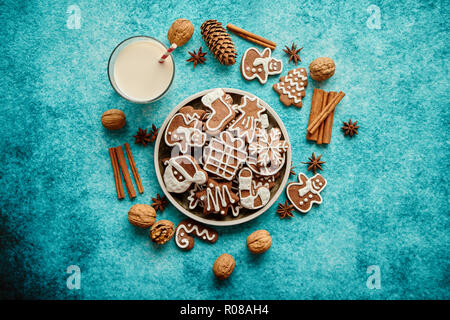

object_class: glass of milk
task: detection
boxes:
[108,36,175,104]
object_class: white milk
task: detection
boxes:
[113,39,174,102]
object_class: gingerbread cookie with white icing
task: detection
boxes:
[238,167,270,210]
[203,131,247,181]
[286,173,326,213]
[228,95,266,144]
[273,67,308,108]
[201,88,236,135]
[241,47,283,84]
[175,219,218,251]
[165,106,207,153]
[195,179,239,216]
[247,127,289,176]
[163,155,208,193]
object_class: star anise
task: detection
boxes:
[342,119,359,137]
[290,165,296,177]
[277,200,294,219]
[133,128,152,146]
[186,47,207,68]
[152,194,168,212]
[302,152,325,174]
[283,43,303,64]
[149,124,158,142]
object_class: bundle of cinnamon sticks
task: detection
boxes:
[227,23,276,50]
[109,142,144,199]
[306,89,345,144]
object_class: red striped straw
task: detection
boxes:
[159,43,177,63]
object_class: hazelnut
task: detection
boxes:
[167,19,194,47]
[101,109,126,130]
[309,57,336,81]
[128,204,156,228]
[213,253,235,280]
[150,220,175,244]
[247,230,272,254]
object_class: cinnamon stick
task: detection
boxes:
[124,142,144,194]
[226,23,276,49]
[109,147,124,199]
[307,91,345,135]
[323,91,337,144]
[316,91,329,145]
[115,146,136,199]
[306,89,325,141]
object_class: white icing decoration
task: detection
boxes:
[203,131,247,180]
[163,155,207,193]
[164,112,206,153]
[204,184,236,213]
[274,68,308,104]
[241,47,283,84]
[201,89,234,133]
[286,173,327,213]
[247,128,289,176]
[238,168,270,210]
[175,223,216,249]
[260,114,269,129]
[228,95,266,143]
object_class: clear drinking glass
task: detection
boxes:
[107,36,175,104]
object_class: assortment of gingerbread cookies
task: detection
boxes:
[163,88,290,217]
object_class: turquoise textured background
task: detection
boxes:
[1,0,449,299]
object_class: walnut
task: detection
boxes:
[128,204,156,228]
[309,57,336,81]
[213,253,235,280]
[167,19,194,47]
[246,230,272,254]
[101,109,126,130]
[150,220,175,244]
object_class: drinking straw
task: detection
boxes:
[159,43,177,63]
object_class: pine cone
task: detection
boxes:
[200,20,237,66]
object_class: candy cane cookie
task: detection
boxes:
[238,167,270,210]
[175,219,218,250]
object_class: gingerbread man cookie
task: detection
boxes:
[165,106,207,153]
[238,167,270,210]
[175,219,218,251]
[203,131,247,181]
[163,155,208,193]
[241,47,283,84]
[201,88,236,135]
[195,179,240,216]
[286,173,326,213]
[273,68,308,108]
[228,95,266,144]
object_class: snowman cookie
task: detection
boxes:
[241,47,283,84]
[286,173,327,213]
